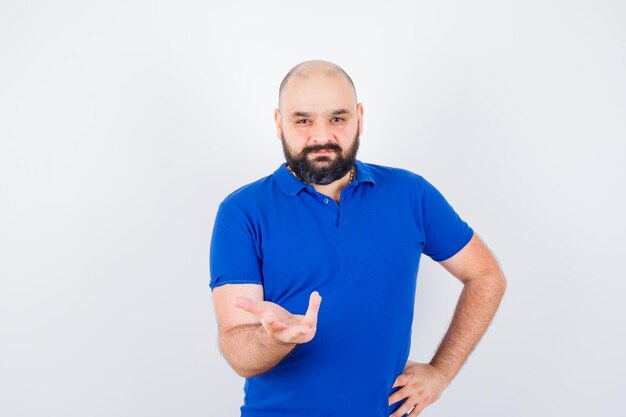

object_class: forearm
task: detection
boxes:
[429,273,506,384]
[219,323,298,378]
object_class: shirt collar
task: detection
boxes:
[273,159,376,197]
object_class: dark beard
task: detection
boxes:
[281,130,360,185]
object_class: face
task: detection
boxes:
[275,72,364,185]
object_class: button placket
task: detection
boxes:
[307,188,339,225]
[338,186,353,229]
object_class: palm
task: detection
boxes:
[233,291,322,345]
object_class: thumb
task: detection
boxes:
[304,291,322,323]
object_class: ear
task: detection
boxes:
[356,102,364,135]
[274,108,283,140]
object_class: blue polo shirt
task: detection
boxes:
[209,159,473,417]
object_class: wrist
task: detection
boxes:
[429,360,454,386]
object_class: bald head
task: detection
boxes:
[278,60,357,109]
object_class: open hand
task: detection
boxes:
[389,361,449,417]
[233,291,322,345]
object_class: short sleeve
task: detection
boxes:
[420,176,474,262]
[209,202,263,292]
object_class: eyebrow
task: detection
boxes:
[291,108,351,118]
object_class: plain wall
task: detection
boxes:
[1,1,624,416]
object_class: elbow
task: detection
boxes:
[469,270,507,296]
[491,272,507,301]
[218,336,259,379]
[487,270,507,292]
[232,364,260,378]
[224,357,259,379]
[498,271,507,292]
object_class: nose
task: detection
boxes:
[309,121,334,144]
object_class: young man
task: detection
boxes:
[209,59,507,417]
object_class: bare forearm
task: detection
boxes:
[430,273,506,384]
[219,323,297,378]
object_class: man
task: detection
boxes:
[209,59,507,417]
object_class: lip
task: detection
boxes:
[312,149,334,155]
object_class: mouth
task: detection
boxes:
[311,149,335,155]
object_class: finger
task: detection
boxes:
[265,314,287,330]
[304,291,322,323]
[233,296,266,316]
[392,373,409,388]
[390,400,410,417]
[407,402,425,416]
[261,315,288,339]
[392,401,418,417]
[232,296,250,309]
[296,324,313,335]
[283,324,313,342]
[388,386,408,406]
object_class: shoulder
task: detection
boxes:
[360,160,429,190]
[219,173,273,213]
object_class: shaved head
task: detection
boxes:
[274,60,362,185]
[278,60,357,109]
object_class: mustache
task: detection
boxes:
[303,144,342,154]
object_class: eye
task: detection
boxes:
[296,119,310,124]
[332,117,345,123]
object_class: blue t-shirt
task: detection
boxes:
[209,159,473,417]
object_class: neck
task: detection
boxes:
[311,169,353,200]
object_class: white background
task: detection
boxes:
[1,1,625,416]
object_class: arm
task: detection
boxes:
[390,232,506,417]
[213,283,295,378]
[213,283,322,378]
[220,324,298,378]
[429,232,507,384]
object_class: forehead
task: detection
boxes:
[281,74,356,114]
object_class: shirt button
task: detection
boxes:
[323,198,329,204]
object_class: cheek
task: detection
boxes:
[337,125,356,139]
[285,128,308,141]
[339,132,356,146]
[284,136,308,154]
